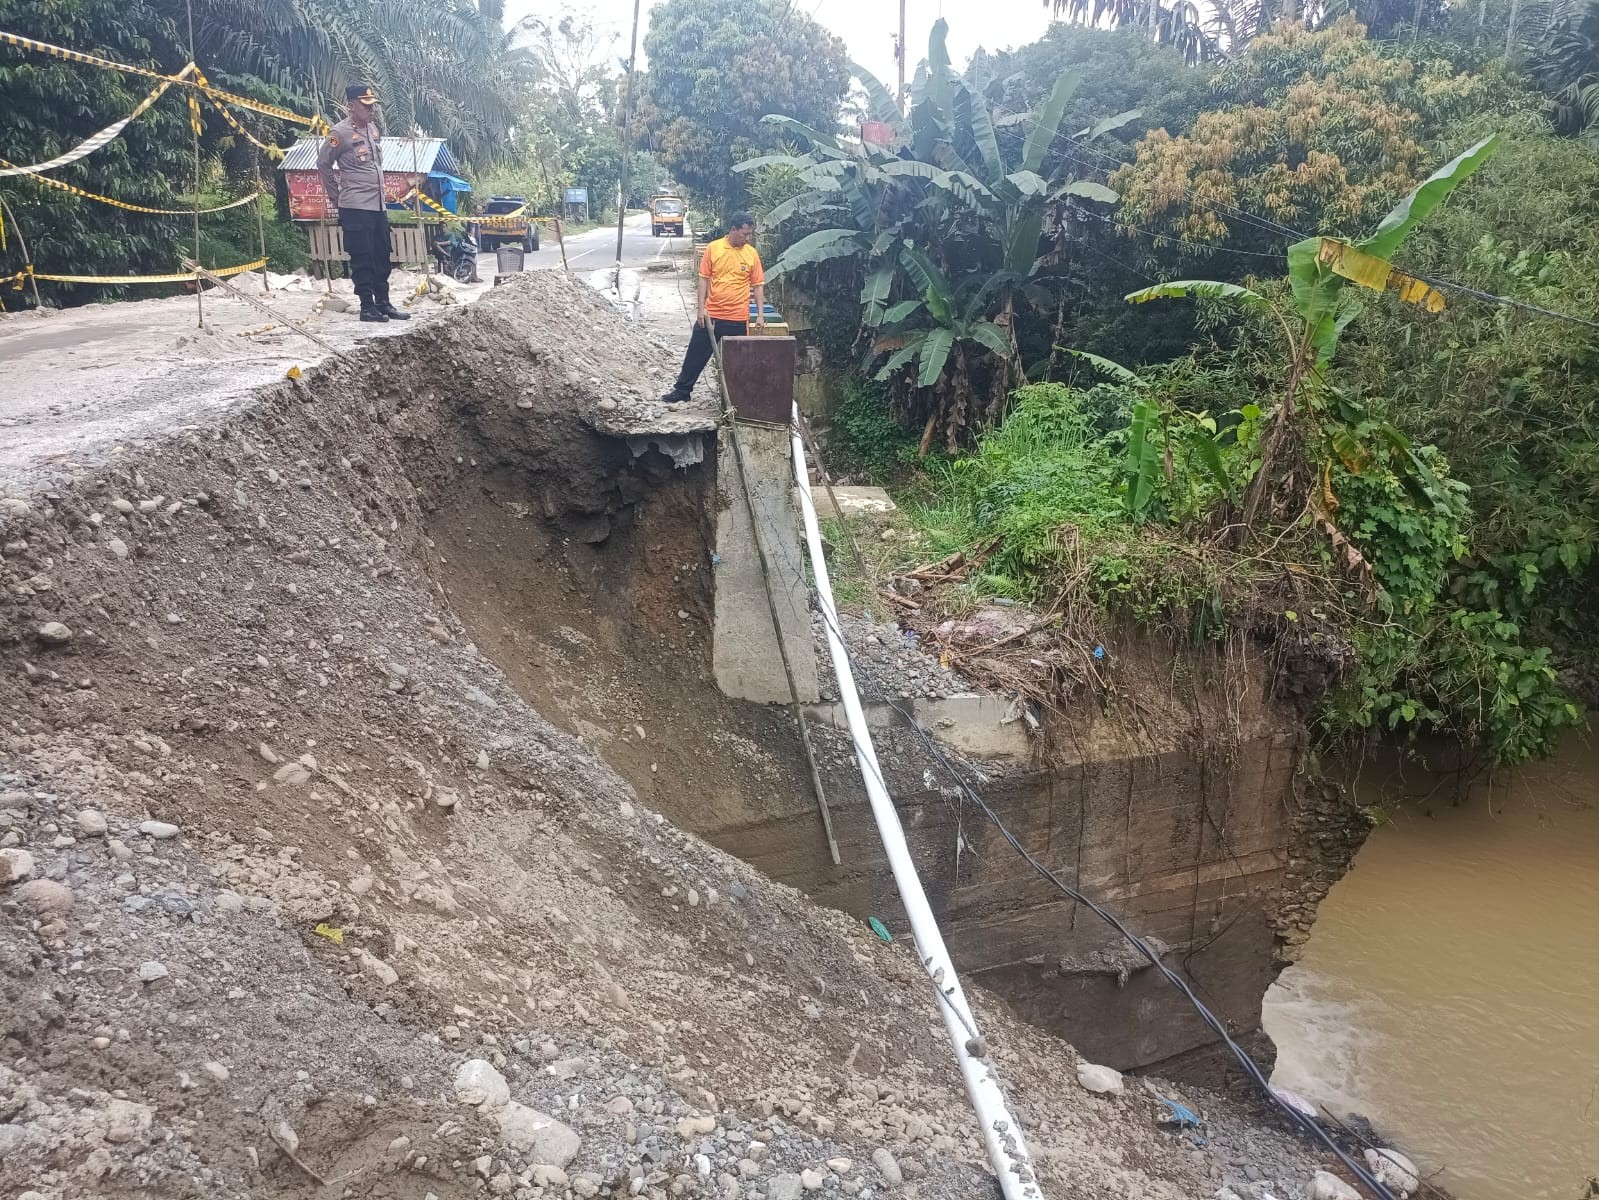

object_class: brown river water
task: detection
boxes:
[1262,739,1599,1200]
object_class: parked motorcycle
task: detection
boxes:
[433,226,480,284]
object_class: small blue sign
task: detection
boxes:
[563,187,588,204]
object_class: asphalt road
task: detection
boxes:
[481,211,689,274]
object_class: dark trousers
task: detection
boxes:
[338,206,391,307]
[673,317,747,394]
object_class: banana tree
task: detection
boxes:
[1125,134,1501,531]
[737,20,1133,444]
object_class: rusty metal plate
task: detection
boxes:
[720,335,795,425]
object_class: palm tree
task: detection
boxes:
[157,0,531,165]
[1530,0,1599,139]
[1042,0,1220,61]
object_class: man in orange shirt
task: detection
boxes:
[660,212,767,404]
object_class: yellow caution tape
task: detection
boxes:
[394,189,554,228]
[0,29,324,128]
[0,156,264,215]
[8,257,268,286]
[0,64,197,179]
[397,188,458,220]
[195,74,286,159]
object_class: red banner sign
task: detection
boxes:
[285,170,416,220]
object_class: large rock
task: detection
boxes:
[101,1099,153,1145]
[0,848,36,886]
[1075,1061,1124,1095]
[15,879,74,914]
[1363,1149,1420,1197]
[871,1148,903,1187]
[1306,1170,1360,1200]
[497,1101,579,1167]
[454,1059,511,1111]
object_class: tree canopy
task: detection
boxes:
[638,0,852,216]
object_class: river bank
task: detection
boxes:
[1263,739,1599,1200]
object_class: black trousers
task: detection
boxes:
[673,317,747,394]
[338,206,391,306]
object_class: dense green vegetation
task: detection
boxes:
[765,14,1598,764]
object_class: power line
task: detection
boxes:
[1072,204,1288,260]
[773,416,1400,1199]
[793,570,1400,1200]
[1402,270,1599,334]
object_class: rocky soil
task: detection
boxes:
[1,274,1356,1200]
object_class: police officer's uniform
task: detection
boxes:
[316,83,408,322]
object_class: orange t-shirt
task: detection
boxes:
[699,237,765,321]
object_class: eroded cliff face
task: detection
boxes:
[0,276,1364,1200]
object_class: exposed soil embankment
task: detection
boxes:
[1,276,1343,1200]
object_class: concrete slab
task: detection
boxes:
[812,485,897,520]
[582,402,717,471]
[803,693,1033,760]
[713,423,820,704]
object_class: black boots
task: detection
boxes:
[659,388,690,404]
[358,293,410,322]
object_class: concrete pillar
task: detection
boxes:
[712,421,819,703]
[712,338,818,704]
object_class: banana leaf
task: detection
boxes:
[1124,397,1163,517]
[1062,347,1142,384]
[875,336,926,380]
[851,62,903,129]
[733,154,811,174]
[1127,279,1270,310]
[860,258,897,325]
[966,320,1011,359]
[1023,68,1082,173]
[758,114,847,156]
[1056,179,1119,204]
[1361,135,1500,260]
[1075,109,1143,141]
[918,327,955,387]
[768,229,870,279]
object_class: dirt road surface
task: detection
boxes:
[0,228,700,488]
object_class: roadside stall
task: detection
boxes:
[278,136,469,278]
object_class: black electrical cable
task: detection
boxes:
[779,438,1399,1200]
[815,600,1397,1199]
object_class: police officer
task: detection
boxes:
[317,83,409,323]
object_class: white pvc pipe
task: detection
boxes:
[788,406,1044,1200]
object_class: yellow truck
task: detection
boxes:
[649,194,686,238]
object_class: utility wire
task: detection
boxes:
[779,435,1399,1200]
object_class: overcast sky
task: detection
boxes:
[502,0,1062,94]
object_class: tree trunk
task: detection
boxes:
[1505,0,1521,54]
[1240,351,1308,532]
[1476,0,1487,45]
